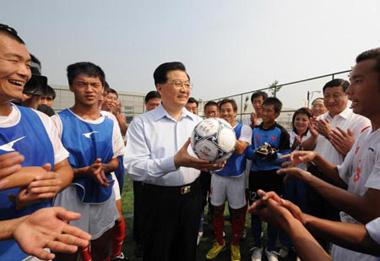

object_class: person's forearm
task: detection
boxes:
[55,160,74,190]
[103,157,119,173]
[73,166,90,176]
[124,156,177,180]
[304,214,380,256]
[116,113,128,137]
[301,136,317,150]
[235,141,249,155]
[286,217,331,261]
[313,153,346,188]
[0,216,27,240]
[304,174,380,223]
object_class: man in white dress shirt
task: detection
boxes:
[124,62,223,261]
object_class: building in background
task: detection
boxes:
[52,85,145,122]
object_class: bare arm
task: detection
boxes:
[290,151,346,188]
[235,140,249,155]
[103,157,119,173]
[54,159,74,190]
[249,195,331,261]
[304,214,380,256]
[115,113,128,137]
[312,153,347,188]
[0,216,26,240]
[278,167,380,223]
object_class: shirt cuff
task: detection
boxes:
[366,217,380,244]
[161,156,177,173]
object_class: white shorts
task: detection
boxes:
[210,173,246,209]
[54,186,118,240]
[111,172,121,201]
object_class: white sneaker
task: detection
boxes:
[265,249,279,261]
[278,246,289,258]
[250,247,262,261]
[197,231,203,245]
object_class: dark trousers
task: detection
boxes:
[141,179,202,261]
[133,181,144,244]
[200,171,213,219]
[249,170,284,251]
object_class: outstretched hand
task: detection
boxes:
[13,207,91,260]
[277,167,311,181]
[289,151,317,166]
[248,190,305,230]
[174,139,225,171]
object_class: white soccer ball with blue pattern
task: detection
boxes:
[191,118,237,163]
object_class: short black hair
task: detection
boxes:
[67,62,106,87]
[153,62,188,85]
[219,98,238,112]
[250,91,268,103]
[106,88,119,98]
[322,79,349,93]
[144,90,161,104]
[0,23,25,44]
[29,54,42,75]
[104,81,110,92]
[42,85,56,99]
[263,97,282,114]
[187,97,198,106]
[356,48,380,84]
[204,100,218,111]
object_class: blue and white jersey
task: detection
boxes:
[0,104,68,261]
[246,122,290,172]
[53,109,124,203]
[215,122,252,177]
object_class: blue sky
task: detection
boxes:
[2,0,380,108]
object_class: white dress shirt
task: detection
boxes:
[315,107,370,165]
[124,105,202,186]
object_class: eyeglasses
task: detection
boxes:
[167,80,193,90]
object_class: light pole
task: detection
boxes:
[307,90,321,107]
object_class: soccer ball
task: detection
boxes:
[191,118,237,162]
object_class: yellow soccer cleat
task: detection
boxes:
[231,244,241,261]
[206,241,225,260]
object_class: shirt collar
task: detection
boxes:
[339,107,352,119]
[327,106,351,120]
[152,104,196,122]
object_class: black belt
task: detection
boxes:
[142,178,200,195]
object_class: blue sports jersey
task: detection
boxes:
[59,109,115,203]
[216,122,247,177]
[0,105,55,260]
[246,122,290,171]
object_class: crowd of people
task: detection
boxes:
[0,23,380,261]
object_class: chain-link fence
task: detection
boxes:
[200,69,351,130]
